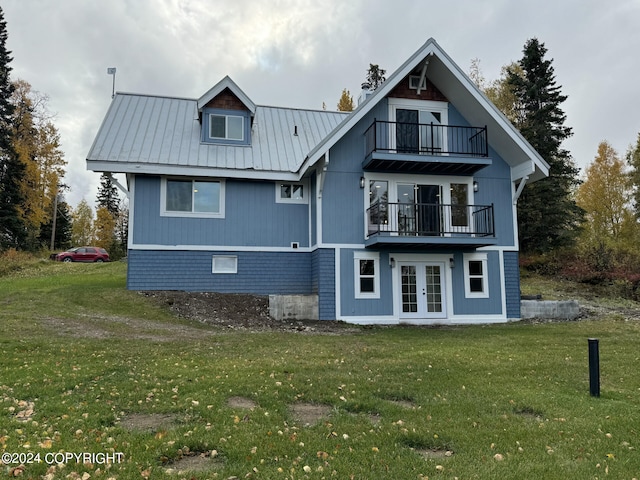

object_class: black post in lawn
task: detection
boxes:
[588,338,600,397]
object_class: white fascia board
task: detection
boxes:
[86,160,300,181]
[300,39,442,174]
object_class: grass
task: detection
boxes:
[1,261,639,479]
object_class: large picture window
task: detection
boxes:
[161,178,225,218]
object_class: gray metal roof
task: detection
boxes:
[87,92,348,178]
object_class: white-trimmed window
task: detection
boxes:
[464,253,489,298]
[276,182,307,204]
[161,178,225,218]
[209,114,244,141]
[354,252,380,299]
[212,255,237,274]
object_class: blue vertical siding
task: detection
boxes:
[322,101,388,245]
[127,249,312,294]
[450,251,504,315]
[133,176,309,247]
[339,249,393,317]
[504,251,521,318]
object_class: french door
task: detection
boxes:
[397,184,442,236]
[399,261,446,319]
[395,108,444,154]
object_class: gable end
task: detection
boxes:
[388,73,448,102]
[204,88,250,112]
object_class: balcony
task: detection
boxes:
[365,202,496,249]
[364,120,492,175]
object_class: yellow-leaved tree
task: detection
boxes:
[575,141,639,270]
[71,200,94,246]
[10,79,66,249]
[94,206,116,250]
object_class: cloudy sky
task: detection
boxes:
[4,0,640,208]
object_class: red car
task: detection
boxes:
[53,247,110,263]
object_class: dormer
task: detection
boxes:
[197,76,256,146]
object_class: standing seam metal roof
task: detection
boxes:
[87,93,349,174]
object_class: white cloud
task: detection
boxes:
[3,0,640,208]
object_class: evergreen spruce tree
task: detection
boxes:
[364,64,386,90]
[96,172,120,216]
[0,6,26,249]
[507,38,583,253]
[626,132,640,218]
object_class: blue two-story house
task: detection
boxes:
[87,38,548,325]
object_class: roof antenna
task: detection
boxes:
[107,67,117,99]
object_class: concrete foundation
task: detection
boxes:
[521,300,580,320]
[269,294,319,321]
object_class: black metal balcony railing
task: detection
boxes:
[367,202,495,237]
[365,120,488,158]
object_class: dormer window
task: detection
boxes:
[201,108,250,145]
[210,114,244,141]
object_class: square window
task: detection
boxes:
[469,277,483,292]
[468,260,483,276]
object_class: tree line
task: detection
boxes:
[0,7,126,257]
[338,41,640,294]
[473,38,640,294]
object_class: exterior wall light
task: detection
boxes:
[473,180,479,192]
[389,257,396,268]
[449,257,455,269]
[360,176,365,188]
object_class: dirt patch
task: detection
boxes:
[39,314,217,342]
[388,399,418,409]
[289,403,332,426]
[227,396,257,409]
[164,449,222,475]
[141,291,361,334]
[118,413,178,432]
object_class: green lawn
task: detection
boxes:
[1,261,639,479]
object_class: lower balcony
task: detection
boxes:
[365,202,496,249]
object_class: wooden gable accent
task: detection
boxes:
[204,88,248,111]
[388,74,448,102]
